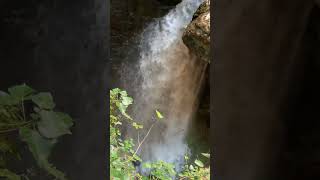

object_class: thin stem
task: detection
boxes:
[21,98,26,122]
[134,123,154,155]
[0,121,34,134]
[122,119,157,165]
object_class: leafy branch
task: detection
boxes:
[0,84,74,180]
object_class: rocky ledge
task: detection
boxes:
[182,0,210,63]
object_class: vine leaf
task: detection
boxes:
[121,96,133,106]
[37,110,73,139]
[201,153,210,158]
[19,127,56,166]
[155,110,163,119]
[8,84,35,100]
[0,168,21,180]
[31,93,56,110]
[194,159,204,168]
[19,127,67,180]
[0,91,19,105]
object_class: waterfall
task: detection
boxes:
[120,0,207,172]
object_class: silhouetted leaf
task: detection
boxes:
[19,127,56,165]
[0,169,21,180]
[0,92,19,105]
[32,93,55,110]
[19,127,66,180]
[8,84,35,100]
[37,110,73,138]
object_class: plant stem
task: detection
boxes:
[134,123,154,155]
[0,121,34,134]
[21,98,26,122]
[122,120,157,165]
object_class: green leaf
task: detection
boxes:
[155,110,164,119]
[201,153,210,158]
[19,127,56,166]
[37,110,73,138]
[19,127,66,180]
[31,92,55,110]
[110,88,121,96]
[132,122,143,129]
[0,169,21,180]
[8,84,35,100]
[0,138,13,153]
[120,90,128,97]
[122,96,133,106]
[194,159,204,168]
[189,165,195,171]
[118,103,127,114]
[0,92,19,105]
[143,163,151,169]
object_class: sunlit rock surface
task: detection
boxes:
[182,0,210,63]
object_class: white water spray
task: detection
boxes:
[122,0,207,171]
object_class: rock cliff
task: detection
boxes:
[182,0,210,63]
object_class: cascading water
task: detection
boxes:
[120,0,207,172]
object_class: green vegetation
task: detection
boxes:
[110,88,210,180]
[0,84,73,180]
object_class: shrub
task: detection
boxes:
[109,88,210,180]
[0,84,73,180]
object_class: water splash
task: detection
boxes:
[121,0,207,171]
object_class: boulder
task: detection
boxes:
[182,0,210,63]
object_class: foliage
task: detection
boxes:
[143,160,176,180]
[0,84,73,180]
[110,88,142,179]
[110,88,210,180]
[178,154,210,180]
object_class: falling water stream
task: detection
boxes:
[120,0,207,172]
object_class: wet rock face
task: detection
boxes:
[182,0,210,63]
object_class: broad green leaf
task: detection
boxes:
[122,96,133,106]
[110,88,121,96]
[19,128,66,180]
[123,174,130,180]
[143,163,151,169]
[120,90,128,97]
[118,103,127,114]
[19,127,56,166]
[0,138,13,153]
[155,110,163,119]
[189,164,195,171]
[201,153,210,158]
[194,159,204,167]
[55,112,73,128]
[8,84,35,100]
[31,93,55,110]
[37,110,73,138]
[0,169,21,180]
[0,92,19,105]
